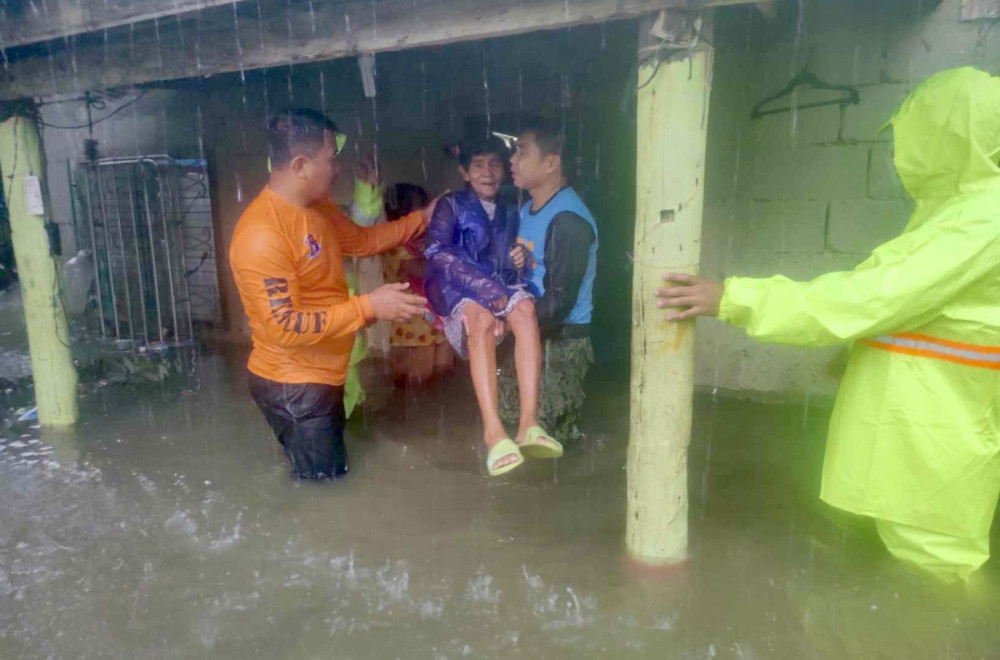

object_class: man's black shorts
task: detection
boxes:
[248,373,349,480]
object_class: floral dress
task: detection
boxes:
[381,244,446,348]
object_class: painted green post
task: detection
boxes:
[627,13,713,565]
[0,109,79,426]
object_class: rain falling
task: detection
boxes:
[0,0,999,658]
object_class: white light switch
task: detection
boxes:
[23,175,44,216]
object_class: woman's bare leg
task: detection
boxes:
[463,303,517,469]
[506,299,542,442]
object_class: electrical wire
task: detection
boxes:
[184,251,209,278]
[636,16,713,92]
[37,91,147,130]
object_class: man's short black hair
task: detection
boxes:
[266,109,339,170]
[458,134,510,169]
[520,119,565,159]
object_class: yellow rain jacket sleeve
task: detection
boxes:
[719,217,1000,346]
[715,67,1000,544]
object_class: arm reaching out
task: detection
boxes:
[656,215,1000,347]
[316,194,433,258]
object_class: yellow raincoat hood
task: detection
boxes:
[889,67,1000,201]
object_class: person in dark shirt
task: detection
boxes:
[502,122,599,442]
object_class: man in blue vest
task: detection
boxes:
[499,122,599,442]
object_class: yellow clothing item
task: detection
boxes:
[719,68,1000,572]
[876,519,990,584]
[344,274,367,418]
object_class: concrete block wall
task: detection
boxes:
[697,0,1000,402]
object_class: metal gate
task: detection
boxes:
[76,156,216,347]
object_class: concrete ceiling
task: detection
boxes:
[0,0,757,100]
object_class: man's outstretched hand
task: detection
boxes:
[655,273,725,321]
[368,282,428,323]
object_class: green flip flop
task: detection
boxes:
[517,425,563,459]
[486,439,525,477]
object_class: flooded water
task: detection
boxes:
[0,351,997,659]
[0,285,31,382]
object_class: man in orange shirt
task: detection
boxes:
[230,109,432,480]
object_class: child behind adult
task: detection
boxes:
[424,136,562,476]
[381,183,453,386]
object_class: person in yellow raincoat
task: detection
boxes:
[656,67,1000,582]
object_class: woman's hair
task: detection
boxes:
[384,183,429,221]
[457,135,510,169]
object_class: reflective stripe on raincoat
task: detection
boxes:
[718,67,1000,539]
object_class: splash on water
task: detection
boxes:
[465,572,501,608]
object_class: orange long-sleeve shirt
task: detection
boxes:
[229,186,426,386]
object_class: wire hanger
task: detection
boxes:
[751,72,860,119]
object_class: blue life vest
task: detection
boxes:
[517,188,598,325]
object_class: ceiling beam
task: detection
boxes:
[0,0,252,50]
[0,0,759,101]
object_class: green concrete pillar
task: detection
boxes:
[0,108,79,426]
[627,13,713,566]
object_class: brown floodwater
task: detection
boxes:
[1,348,997,659]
